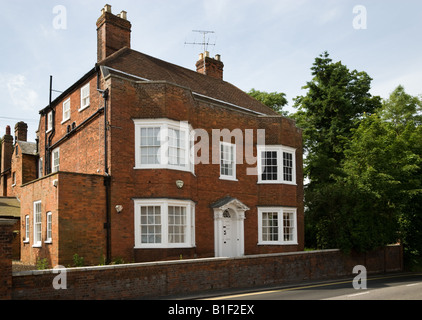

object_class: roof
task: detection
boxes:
[0,197,20,218]
[17,141,37,156]
[99,47,279,116]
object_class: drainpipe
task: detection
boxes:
[97,65,112,264]
[46,76,55,175]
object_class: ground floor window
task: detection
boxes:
[33,201,42,247]
[134,199,195,249]
[258,207,297,245]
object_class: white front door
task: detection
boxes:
[222,213,235,257]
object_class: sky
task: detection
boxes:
[1,0,421,142]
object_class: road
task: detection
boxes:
[204,273,422,300]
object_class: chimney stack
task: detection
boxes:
[1,126,14,178]
[97,4,132,62]
[196,51,224,80]
[14,121,28,142]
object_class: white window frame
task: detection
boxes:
[134,199,195,249]
[134,119,194,173]
[257,145,296,185]
[46,112,53,133]
[33,201,42,248]
[52,148,60,173]
[258,207,298,245]
[38,157,43,178]
[62,98,71,123]
[45,212,52,244]
[80,83,90,111]
[24,215,30,243]
[219,142,237,181]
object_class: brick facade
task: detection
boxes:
[1,5,304,267]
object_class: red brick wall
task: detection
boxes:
[106,76,304,262]
[11,246,403,300]
[0,220,14,300]
[19,172,106,267]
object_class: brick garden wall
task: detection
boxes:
[10,245,402,300]
[0,219,15,300]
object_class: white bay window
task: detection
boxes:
[257,145,296,185]
[134,119,193,173]
[134,199,195,249]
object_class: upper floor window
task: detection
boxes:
[257,145,296,185]
[52,148,60,173]
[80,83,90,111]
[220,142,237,181]
[62,98,71,123]
[46,112,53,133]
[134,119,193,173]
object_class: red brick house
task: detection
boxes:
[0,5,304,267]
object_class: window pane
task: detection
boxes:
[283,152,293,182]
[283,212,295,241]
[140,206,162,244]
[262,212,279,242]
[168,206,186,244]
[261,151,278,181]
[220,143,235,177]
[140,127,161,165]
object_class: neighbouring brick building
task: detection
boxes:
[0,5,303,267]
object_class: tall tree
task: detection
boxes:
[247,89,289,116]
[292,52,382,183]
[342,86,422,260]
[292,52,382,250]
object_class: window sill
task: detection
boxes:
[258,242,298,246]
[61,118,70,125]
[134,245,195,249]
[257,181,297,186]
[32,244,42,248]
[219,176,238,182]
[79,105,90,112]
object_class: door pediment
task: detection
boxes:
[211,196,250,213]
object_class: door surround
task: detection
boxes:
[211,197,249,258]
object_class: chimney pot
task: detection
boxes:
[5,125,11,136]
[104,4,112,13]
[119,11,127,20]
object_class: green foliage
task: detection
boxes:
[292,51,382,183]
[36,258,49,270]
[295,52,422,261]
[247,88,289,116]
[72,254,85,267]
